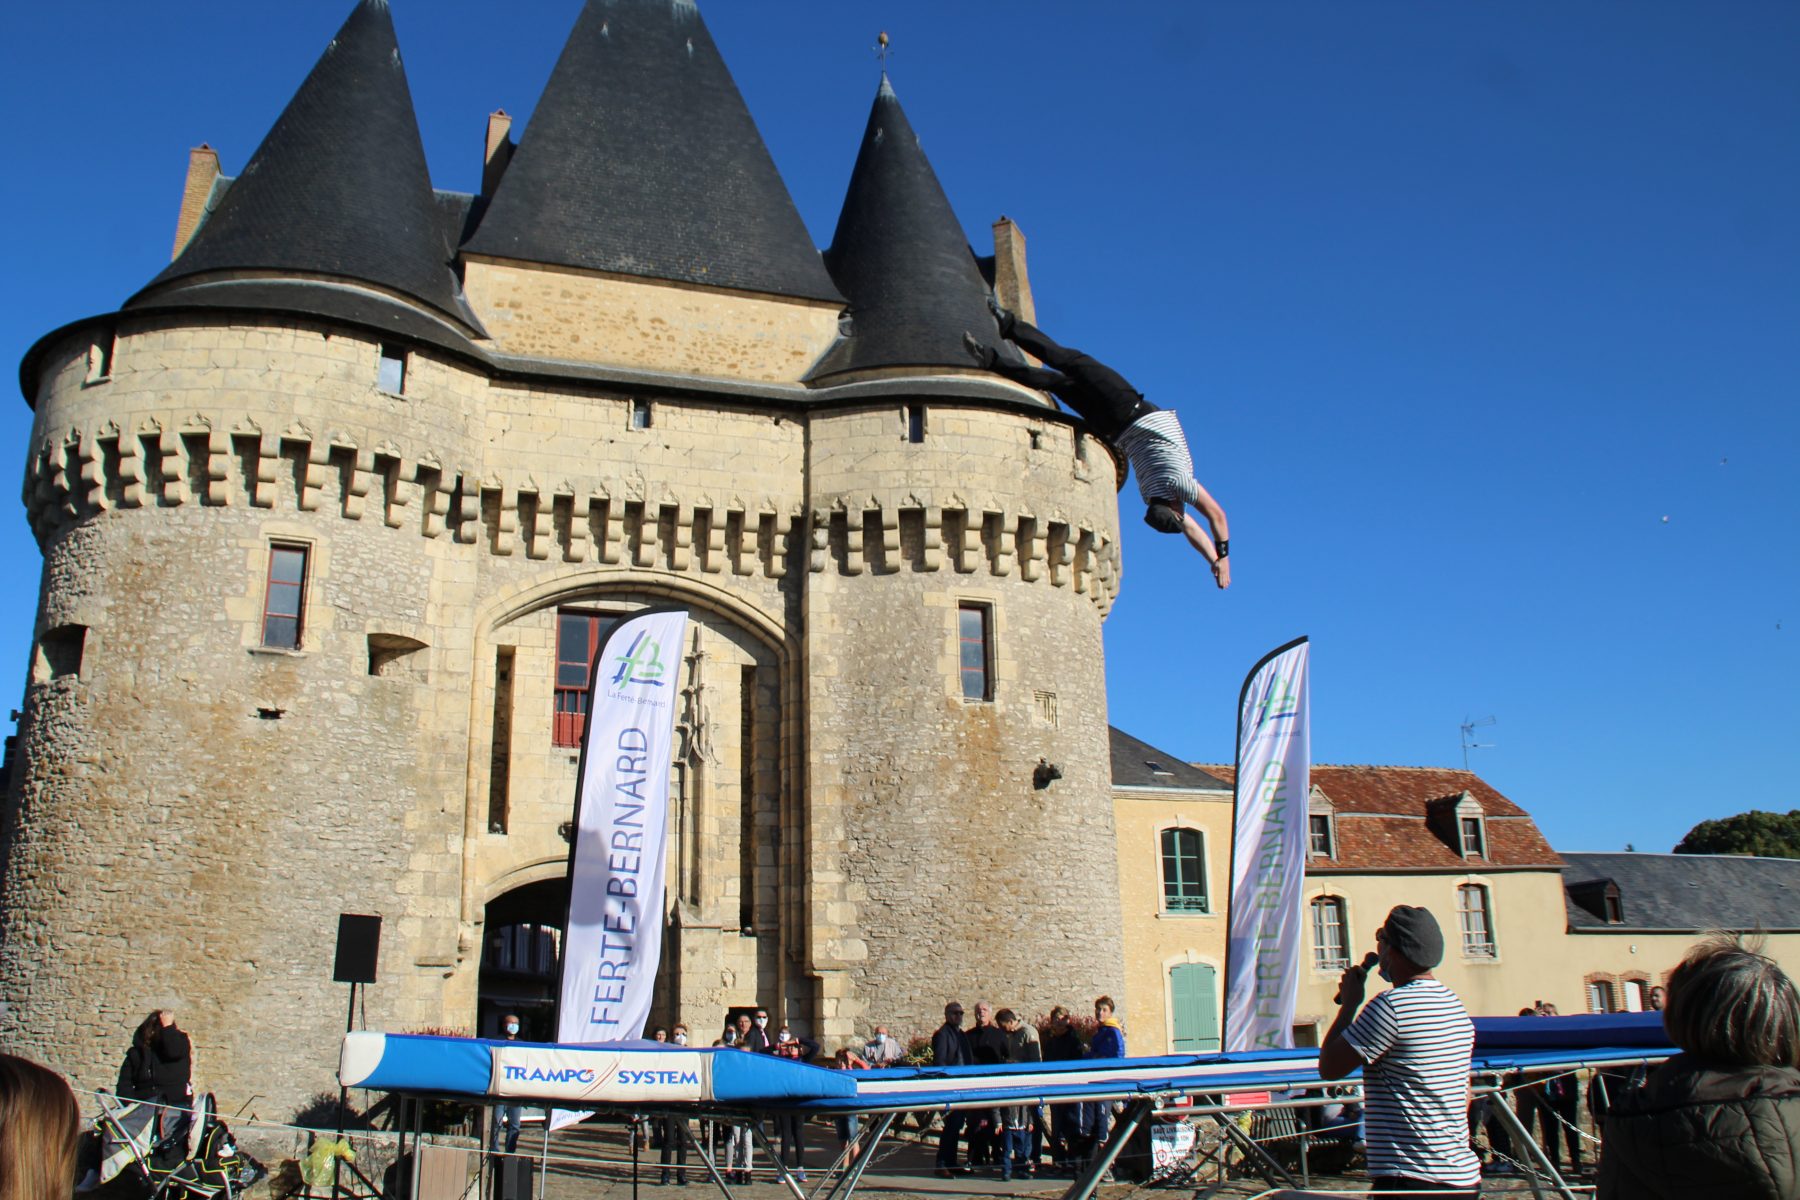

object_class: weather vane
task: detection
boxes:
[874,30,892,69]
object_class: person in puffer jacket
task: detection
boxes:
[1598,933,1800,1200]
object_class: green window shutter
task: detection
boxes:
[1170,963,1221,1052]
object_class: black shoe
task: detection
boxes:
[987,294,1015,337]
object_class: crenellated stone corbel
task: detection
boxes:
[922,507,943,570]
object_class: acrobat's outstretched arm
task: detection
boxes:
[1185,482,1231,589]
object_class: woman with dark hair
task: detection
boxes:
[1598,933,1800,1199]
[0,1052,81,1200]
[117,1010,192,1106]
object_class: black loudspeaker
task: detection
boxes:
[492,1156,533,1200]
[333,913,382,984]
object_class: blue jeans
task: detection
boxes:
[1003,1129,1032,1178]
[490,1104,522,1153]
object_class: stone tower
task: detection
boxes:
[2,0,1125,1112]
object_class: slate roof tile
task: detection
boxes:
[133,0,469,327]
[462,0,840,303]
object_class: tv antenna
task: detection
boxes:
[1460,715,1496,770]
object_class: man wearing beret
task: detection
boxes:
[1319,905,1481,1196]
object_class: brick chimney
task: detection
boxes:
[171,144,220,260]
[483,110,515,196]
[991,215,1037,327]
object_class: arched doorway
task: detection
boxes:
[479,877,568,1040]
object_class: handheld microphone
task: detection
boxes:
[1334,952,1381,1004]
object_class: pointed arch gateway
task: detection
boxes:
[465,574,800,1039]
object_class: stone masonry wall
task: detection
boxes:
[3,309,1126,1110]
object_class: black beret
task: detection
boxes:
[1382,905,1445,970]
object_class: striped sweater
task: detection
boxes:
[1112,408,1200,507]
[1342,978,1482,1187]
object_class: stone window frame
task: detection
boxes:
[1309,893,1352,972]
[260,541,311,650]
[1585,973,1618,1013]
[1307,787,1336,859]
[377,342,408,395]
[85,328,117,385]
[956,600,995,702]
[1155,821,1212,916]
[902,402,926,444]
[1456,880,1499,960]
[552,607,619,747]
[629,397,654,431]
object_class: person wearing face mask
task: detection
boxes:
[672,1023,690,1046]
[490,1014,525,1155]
[1319,906,1480,1197]
[742,1009,773,1053]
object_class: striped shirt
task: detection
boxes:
[1112,408,1200,507]
[1342,978,1481,1187]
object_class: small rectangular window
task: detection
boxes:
[630,398,653,430]
[1308,814,1333,857]
[87,333,116,383]
[1457,884,1496,958]
[261,544,309,649]
[1160,827,1208,912]
[904,404,925,444]
[553,610,616,746]
[1311,897,1348,970]
[34,624,87,683]
[377,343,407,394]
[1460,816,1485,857]
[957,603,992,701]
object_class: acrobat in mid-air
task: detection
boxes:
[964,301,1231,588]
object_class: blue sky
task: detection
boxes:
[2,2,1795,854]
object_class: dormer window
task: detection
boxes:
[1566,877,1624,924]
[1430,790,1488,860]
[1460,816,1485,857]
[1307,787,1336,859]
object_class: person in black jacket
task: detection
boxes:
[117,1010,194,1167]
[117,1010,191,1106]
[932,1003,974,1176]
[1041,1006,1089,1173]
[1599,935,1800,1200]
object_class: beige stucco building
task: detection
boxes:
[1117,751,1800,1053]
[1,0,1130,1114]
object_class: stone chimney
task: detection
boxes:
[483,110,515,196]
[171,144,220,260]
[991,215,1037,327]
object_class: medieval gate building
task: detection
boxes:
[1,0,1127,1110]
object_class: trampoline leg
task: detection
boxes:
[1059,1099,1152,1200]
[1209,1112,1299,1193]
[1489,1093,1575,1200]
[823,1113,892,1200]
[749,1122,803,1200]
[678,1119,736,1200]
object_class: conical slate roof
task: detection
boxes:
[463,0,841,303]
[134,0,468,325]
[811,76,1011,379]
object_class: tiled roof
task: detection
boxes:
[1199,764,1562,872]
[1562,851,1800,932]
[134,0,471,327]
[462,0,841,303]
[1110,728,1231,791]
[810,76,1025,380]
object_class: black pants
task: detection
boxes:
[775,1113,804,1169]
[985,318,1153,440]
[658,1116,687,1181]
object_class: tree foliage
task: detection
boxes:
[1673,809,1800,858]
